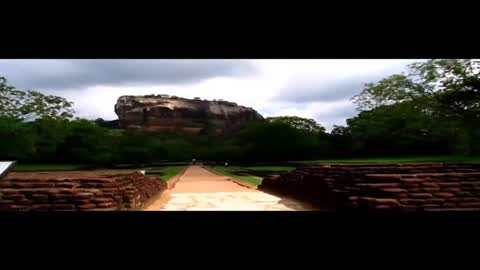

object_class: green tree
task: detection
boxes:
[351,59,480,156]
[57,119,115,165]
[0,77,75,121]
[0,117,37,161]
[266,116,326,133]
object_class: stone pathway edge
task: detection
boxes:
[140,166,188,210]
[201,165,258,190]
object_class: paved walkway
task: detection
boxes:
[145,166,313,211]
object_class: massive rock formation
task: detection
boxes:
[114,95,264,134]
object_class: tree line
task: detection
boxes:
[1,59,479,165]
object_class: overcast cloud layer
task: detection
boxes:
[0,59,417,130]
[0,60,257,90]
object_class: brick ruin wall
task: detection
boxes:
[260,163,480,211]
[0,171,167,211]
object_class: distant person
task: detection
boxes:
[225,162,228,167]
[192,158,196,165]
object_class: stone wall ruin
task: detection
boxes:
[260,163,480,211]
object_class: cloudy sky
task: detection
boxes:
[0,59,418,130]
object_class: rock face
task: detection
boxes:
[114,95,264,134]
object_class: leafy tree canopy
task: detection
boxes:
[266,116,326,133]
[0,77,75,121]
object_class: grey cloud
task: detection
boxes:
[314,102,357,130]
[315,102,357,118]
[273,61,415,103]
[274,75,381,103]
[0,60,257,91]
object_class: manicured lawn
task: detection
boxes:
[297,156,480,164]
[209,166,263,185]
[14,164,86,172]
[242,166,296,172]
[146,166,186,181]
[13,164,186,181]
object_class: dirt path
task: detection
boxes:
[145,166,314,211]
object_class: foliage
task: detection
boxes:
[266,116,326,133]
[350,59,480,156]
[0,77,75,121]
[1,59,479,165]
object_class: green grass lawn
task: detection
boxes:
[146,166,186,181]
[207,165,295,186]
[241,166,296,172]
[208,166,263,185]
[14,164,86,172]
[296,156,480,164]
[13,164,186,181]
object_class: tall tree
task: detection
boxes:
[351,59,480,155]
[266,116,326,133]
[0,77,75,121]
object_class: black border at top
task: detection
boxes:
[2,21,479,59]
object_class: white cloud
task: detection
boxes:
[1,59,419,130]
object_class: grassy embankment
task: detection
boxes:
[13,164,186,181]
[207,166,295,186]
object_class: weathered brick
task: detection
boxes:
[98,188,117,193]
[55,182,78,188]
[83,179,115,183]
[17,199,33,205]
[51,204,75,210]
[395,193,409,199]
[443,203,457,208]
[456,191,473,197]
[14,182,55,188]
[422,187,441,193]
[381,188,407,193]
[31,194,49,200]
[52,194,73,199]
[459,198,480,202]
[75,199,91,204]
[374,198,400,206]
[2,194,26,200]
[8,205,29,210]
[422,182,439,187]
[93,198,113,203]
[97,202,114,208]
[1,189,19,194]
[441,188,462,193]
[421,204,441,209]
[0,200,15,205]
[97,183,120,188]
[458,202,480,208]
[400,199,426,205]
[31,204,51,210]
[375,205,393,210]
[402,183,421,188]
[73,193,94,199]
[446,198,461,203]
[400,205,419,211]
[78,183,98,188]
[426,198,446,204]
[434,192,455,198]
[400,178,425,183]
[437,182,461,187]
[349,196,359,201]
[460,182,477,187]
[78,204,97,210]
[37,189,60,195]
[409,193,434,199]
